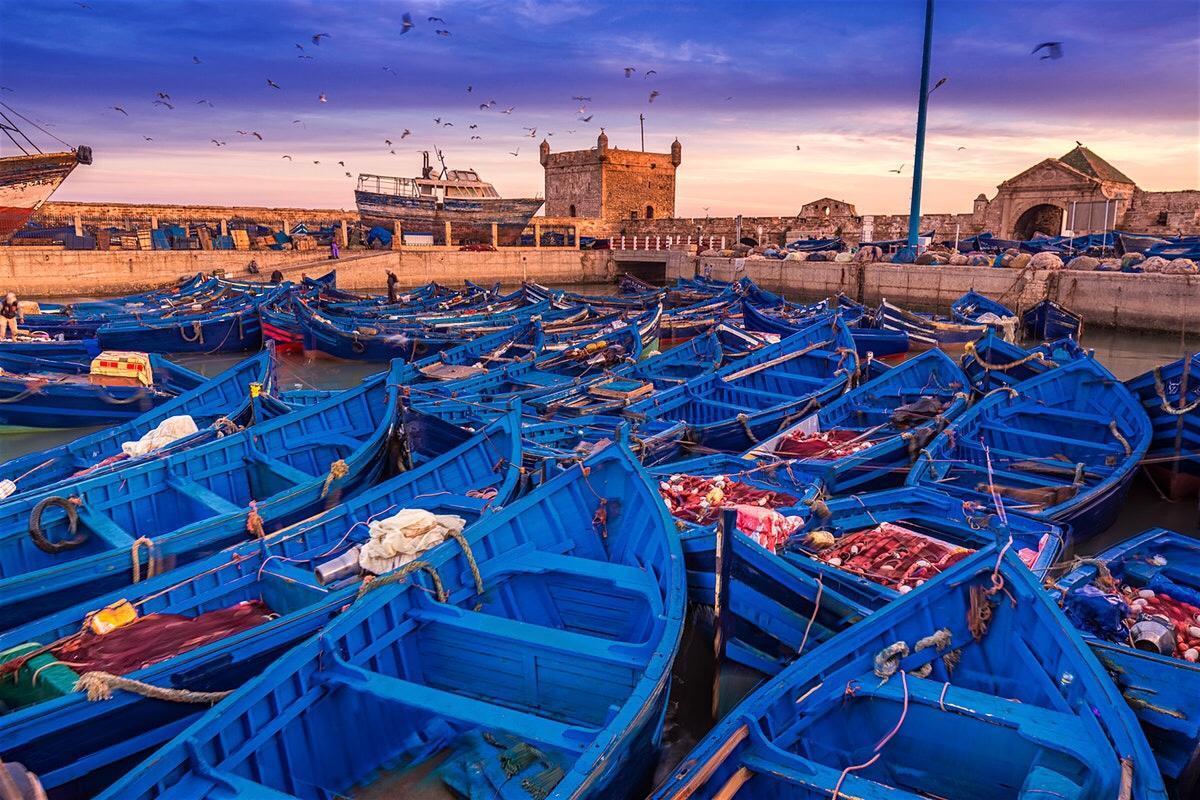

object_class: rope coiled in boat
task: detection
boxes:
[74,671,231,704]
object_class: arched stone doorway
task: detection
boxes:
[1013,204,1064,240]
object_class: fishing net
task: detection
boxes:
[52,600,272,676]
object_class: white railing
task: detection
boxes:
[617,235,727,251]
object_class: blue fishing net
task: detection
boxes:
[1063,584,1129,641]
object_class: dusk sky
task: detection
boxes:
[1,0,1197,216]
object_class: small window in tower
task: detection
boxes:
[569,204,576,218]
[645,205,654,219]
[650,163,656,169]
[824,206,831,216]
[1157,211,1169,225]
[630,211,638,220]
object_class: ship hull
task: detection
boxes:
[0,151,82,243]
[355,190,543,245]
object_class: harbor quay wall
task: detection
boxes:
[679,256,1200,334]
[0,247,611,297]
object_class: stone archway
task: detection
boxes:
[1013,203,1064,240]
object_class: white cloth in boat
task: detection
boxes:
[120,415,199,458]
[358,508,467,576]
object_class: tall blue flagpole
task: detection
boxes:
[907,0,935,251]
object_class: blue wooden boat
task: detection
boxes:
[877,298,989,348]
[0,352,207,429]
[531,332,723,417]
[522,416,690,471]
[0,347,277,500]
[94,439,686,800]
[1126,354,1200,500]
[1024,298,1084,341]
[740,300,910,358]
[745,350,970,493]
[961,331,1086,393]
[1057,527,1200,794]
[0,361,407,630]
[781,486,1063,610]
[950,289,1019,340]
[0,336,101,360]
[625,316,857,453]
[525,279,668,311]
[0,411,524,799]
[95,292,280,354]
[651,456,869,675]
[908,357,1152,539]
[652,543,1168,800]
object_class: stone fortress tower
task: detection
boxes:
[540,132,681,222]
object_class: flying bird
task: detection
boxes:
[390,149,396,154]
[142,136,153,141]
[501,106,514,114]
[433,117,442,124]
[153,99,174,109]
[337,160,345,166]
[195,98,214,107]
[466,85,472,92]
[210,139,225,146]
[266,79,281,89]
[311,33,330,45]
[1075,140,1083,147]
[0,86,13,92]
[298,55,314,60]
[795,145,801,150]
[109,106,128,115]
[400,129,411,138]
[345,171,352,177]
[571,95,591,102]
[957,146,967,150]
[295,43,305,50]
[565,129,576,134]
[724,96,733,101]
[385,139,393,145]
[479,103,490,111]
[192,56,202,64]
[401,13,414,33]
[156,91,171,100]
[428,16,445,22]
[435,29,450,36]
[644,70,657,78]
[623,67,635,78]
[282,154,292,160]
[443,122,453,127]
[1032,41,1063,59]
[318,92,327,103]
[888,163,905,173]
[509,148,520,157]
[470,135,482,140]
[928,76,948,95]
[313,160,320,164]
[468,124,478,129]
[251,131,263,140]
[648,90,660,103]
[292,119,305,127]
[579,114,593,122]
[382,66,397,76]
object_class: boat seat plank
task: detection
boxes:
[407,601,649,668]
[1002,404,1112,428]
[165,473,244,515]
[979,422,1123,454]
[323,658,594,752]
[75,507,136,549]
[245,450,315,486]
[487,550,664,618]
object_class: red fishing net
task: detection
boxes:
[774,429,874,459]
[813,523,974,591]
[658,474,803,552]
[1124,589,1200,660]
[53,600,272,676]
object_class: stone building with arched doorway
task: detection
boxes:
[976,146,1138,239]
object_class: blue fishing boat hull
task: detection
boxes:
[908,357,1152,540]
[746,349,971,493]
[961,332,1086,393]
[1058,528,1200,794]
[0,348,276,499]
[94,441,685,800]
[740,301,909,358]
[97,307,266,354]
[1126,354,1200,500]
[1024,298,1083,341]
[877,299,988,347]
[652,545,1168,799]
[0,412,524,799]
[0,353,205,429]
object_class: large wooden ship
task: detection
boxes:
[0,149,91,243]
[355,151,543,245]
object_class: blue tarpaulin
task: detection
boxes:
[366,226,393,247]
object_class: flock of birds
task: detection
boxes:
[29,6,1071,186]
[82,8,674,184]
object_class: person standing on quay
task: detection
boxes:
[0,292,22,340]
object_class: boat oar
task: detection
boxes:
[722,339,833,382]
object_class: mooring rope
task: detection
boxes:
[74,671,231,704]
[1152,366,1200,416]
